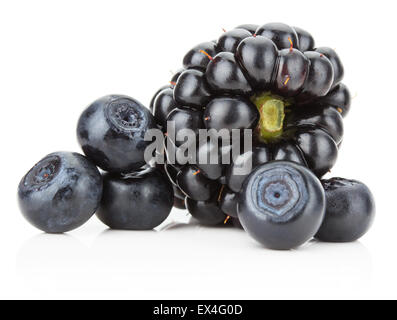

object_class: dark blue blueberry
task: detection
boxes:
[18,152,103,233]
[96,167,174,230]
[315,178,375,242]
[238,161,325,250]
[77,95,156,174]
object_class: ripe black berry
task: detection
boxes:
[150,22,352,228]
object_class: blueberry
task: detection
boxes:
[96,167,173,230]
[77,95,157,174]
[238,161,325,250]
[18,152,102,233]
[315,178,375,242]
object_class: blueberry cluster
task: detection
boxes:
[150,23,375,249]
[17,22,375,250]
[18,95,174,233]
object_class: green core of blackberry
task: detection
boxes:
[251,92,290,142]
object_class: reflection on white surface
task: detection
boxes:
[16,219,373,299]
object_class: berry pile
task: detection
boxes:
[18,96,174,233]
[17,22,375,250]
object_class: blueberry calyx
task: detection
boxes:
[106,97,146,133]
[21,155,61,191]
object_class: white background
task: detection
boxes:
[1,0,396,299]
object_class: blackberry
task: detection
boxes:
[150,23,350,221]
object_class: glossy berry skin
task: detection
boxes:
[96,167,173,230]
[204,96,259,131]
[256,23,299,50]
[183,42,217,70]
[150,85,169,112]
[186,195,226,226]
[195,138,224,180]
[153,88,179,129]
[176,165,220,201]
[315,178,375,242]
[174,69,212,108]
[316,83,351,117]
[18,152,102,233]
[166,107,203,146]
[217,28,252,53]
[238,161,325,250]
[226,144,271,193]
[219,186,239,218]
[206,52,252,95]
[77,95,156,174]
[294,26,315,52]
[235,36,278,90]
[315,47,344,89]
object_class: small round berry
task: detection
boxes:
[238,161,325,250]
[77,95,157,173]
[18,152,103,233]
[96,167,173,230]
[315,178,375,242]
